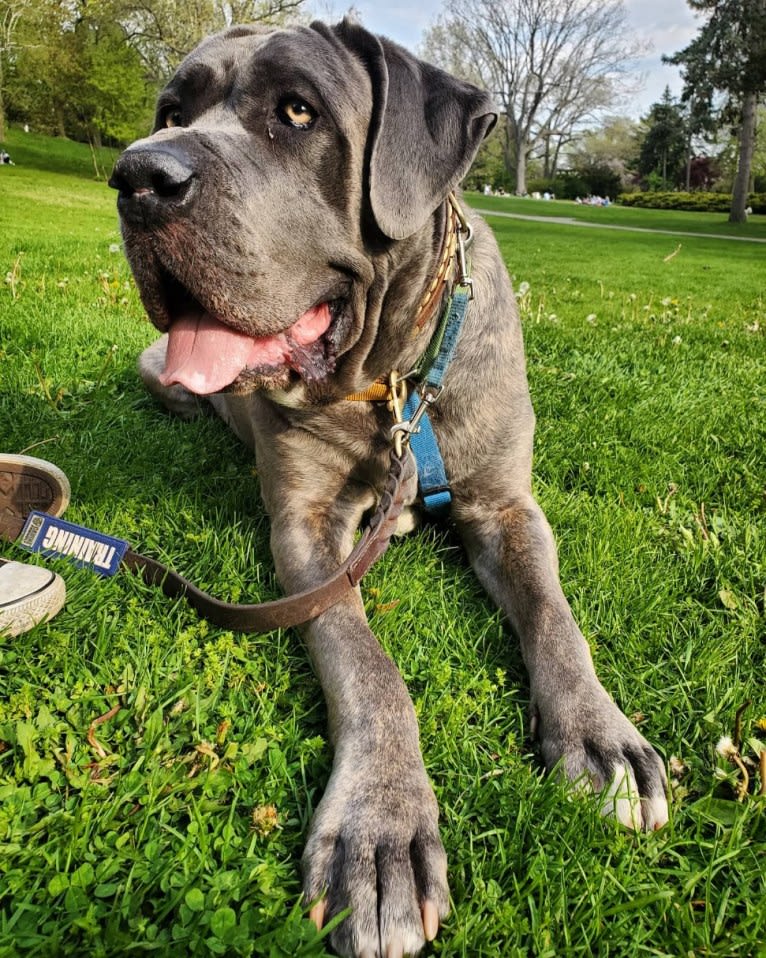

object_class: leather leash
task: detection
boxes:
[0,447,412,633]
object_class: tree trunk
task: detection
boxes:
[542,137,552,179]
[550,137,564,180]
[87,133,104,180]
[729,91,757,223]
[515,146,528,195]
[685,134,692,190]
[55,107,67,138]
[0,54,5,142]
[501,115,514,189]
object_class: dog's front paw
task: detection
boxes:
[535,684,669,831]
[303,757,448,958]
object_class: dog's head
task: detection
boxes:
[110,20,495,399]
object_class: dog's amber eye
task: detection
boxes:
[278,98,316,130]
[164,109,183,128]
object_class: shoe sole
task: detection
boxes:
[0,455,70,519]
[0,561,67,638]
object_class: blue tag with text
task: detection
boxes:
[19,511,128,577]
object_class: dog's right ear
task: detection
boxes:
[327,18,497,241]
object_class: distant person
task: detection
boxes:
[0,150,14,165]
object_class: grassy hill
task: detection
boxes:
[1,125,123,179]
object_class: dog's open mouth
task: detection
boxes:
[154,274,347,395]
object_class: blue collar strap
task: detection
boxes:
[391,196,474,516]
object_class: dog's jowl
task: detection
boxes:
[110,19,668,957]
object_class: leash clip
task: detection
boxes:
[449,192,474,300]
[455,222,474,300]
[389,383,445,456]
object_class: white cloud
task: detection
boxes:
[622,0,700,114]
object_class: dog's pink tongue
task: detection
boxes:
[160,305,331,395]
[159,314,269,394]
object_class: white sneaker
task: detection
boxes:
[0,559,67,637]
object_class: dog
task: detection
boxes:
[109,20,668,957]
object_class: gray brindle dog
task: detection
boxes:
[110,19,668,958]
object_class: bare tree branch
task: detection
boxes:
[422,0,645,193]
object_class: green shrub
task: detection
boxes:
[526,177,557,195]
[617,191,766,214]
[527,174,592,201]
[554,174,589,200]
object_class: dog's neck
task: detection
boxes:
[411,198,458,333]
[344,196,463,404]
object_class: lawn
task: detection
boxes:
[1,132,765,957]
[468,191,766,240]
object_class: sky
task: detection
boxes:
[308,0,701,120]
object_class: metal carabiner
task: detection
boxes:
[455,222,474,299]
[387,370,409,456]
[388,383,445,456]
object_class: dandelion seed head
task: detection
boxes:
[716,735,736,759]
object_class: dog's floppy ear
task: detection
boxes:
[330,19,497,240]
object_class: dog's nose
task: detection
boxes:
[109,143,196,216]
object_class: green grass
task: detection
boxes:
[1,127,122,180]
[1,135,765,957]
[468,191,766,241]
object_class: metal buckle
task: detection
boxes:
[387,371,408,456]
[389,382,445,456]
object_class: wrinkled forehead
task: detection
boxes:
[160,24,372,127]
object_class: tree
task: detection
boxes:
[117,0,305,82]
[754,103,766,190]
[637,88,688,190]
[465,124,511,192]
[5,0,154,147]
[665,0,766,222]
[421,0,643,195]
[569,115,640,191]
[0,0,34,140]
[2,0,306,148]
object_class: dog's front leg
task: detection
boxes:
[456,490,669,832]
[262,465,448,958]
